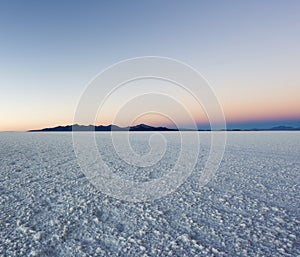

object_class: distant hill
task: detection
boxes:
[29,124,178,132]
[226,126,300,131]
[268,126,300,131]
[129,124,177,131]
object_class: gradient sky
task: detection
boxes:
[0,0,300,131]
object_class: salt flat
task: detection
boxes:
[0,132,299,256]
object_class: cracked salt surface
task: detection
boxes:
[0,132,299,256]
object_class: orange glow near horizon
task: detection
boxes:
[221,98,300,124]
[3,107,299,132]
[1,84,300,131]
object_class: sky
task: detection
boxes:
[0,0,299,131]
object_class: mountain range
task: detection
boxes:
[28,124,300,132]
[29,124,178,132]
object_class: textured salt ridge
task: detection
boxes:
[0,132,299,256]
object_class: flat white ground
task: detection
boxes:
[0,132,299,256]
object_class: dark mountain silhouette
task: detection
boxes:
[28,124,300,132]
[129,124,177,131]
[225,126,300,131]
[29,123,178,132]
[268,126,300,131]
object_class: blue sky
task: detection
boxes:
[0,0,300,130]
